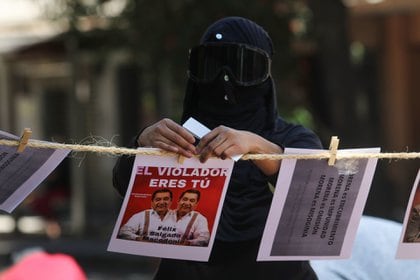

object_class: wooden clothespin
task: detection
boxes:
[328,136,339,166]
[17,128,32,153]
[178,155,186,164]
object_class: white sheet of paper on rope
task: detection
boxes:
[0,130,70,212]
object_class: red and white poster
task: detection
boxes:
[108,148,234,261]
[396,168,420,259]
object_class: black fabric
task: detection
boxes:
[112,137,138,196]
[193,77,270,132]
[154,239,318,280]
[199,17,274,58]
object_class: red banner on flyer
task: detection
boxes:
[121,166,230,237]
[108,150,234,261]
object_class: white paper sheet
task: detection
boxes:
[0,130,70,213]
[258,147,380,260]
[108,149,234,261]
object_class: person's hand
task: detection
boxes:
[137,118,197,158]
[196,125,282,175]
[196,126,250,163]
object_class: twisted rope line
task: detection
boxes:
[0,139,419,161]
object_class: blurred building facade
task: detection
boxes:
[347,0,420,218]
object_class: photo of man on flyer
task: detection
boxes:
[118,188,209,246]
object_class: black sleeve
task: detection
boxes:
[113,154,135,197]
[112,136,140,197]
[270,119,323,150]
[284,128,323,149]
[265,120,323,186]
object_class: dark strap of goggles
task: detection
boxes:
[188,43,271,86]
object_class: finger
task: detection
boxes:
[210,130,245,160]
[157,121,196,153]
[210,135,228,153]
[161,129,196,152]
[216,144,241,160]
[154,139,195,158]
[196,130,220,153]
[199,135,228,162]
[199,150,215,163]
[213,140,235,158]
[165,120,196,144]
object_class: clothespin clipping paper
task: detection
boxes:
[328,136,340,166]
[17,128,32,153]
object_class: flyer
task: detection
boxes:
[0,130,70,213]
[396,168,420,259]
[108,149,234,261]
[258,147,380,260]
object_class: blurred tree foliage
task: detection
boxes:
[36,0,316,127]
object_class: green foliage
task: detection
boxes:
[284,106,315,129]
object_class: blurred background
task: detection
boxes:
[0,0,419,278]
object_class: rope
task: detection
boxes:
[0,139,419,161]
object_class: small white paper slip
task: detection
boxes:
[182,117,243,161]
[182,117,211,139]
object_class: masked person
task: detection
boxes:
[113,16,322,279]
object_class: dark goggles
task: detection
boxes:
[187,43,271,86]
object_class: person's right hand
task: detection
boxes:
[137,118,197,158]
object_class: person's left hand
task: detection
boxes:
[196,125,282,176]
[196,126,253,163]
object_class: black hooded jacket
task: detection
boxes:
[112,17,322,242]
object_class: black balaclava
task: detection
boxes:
[181,17,278,134]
